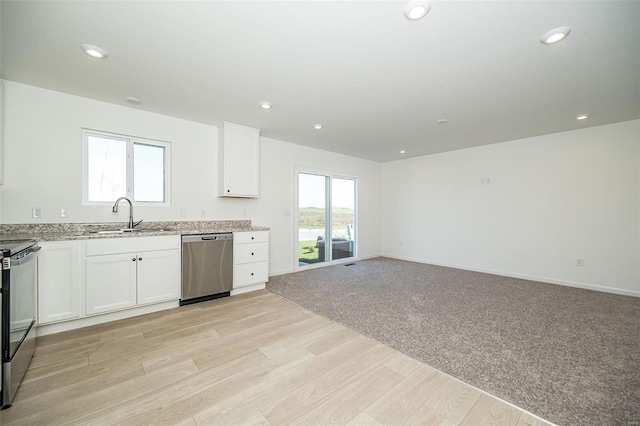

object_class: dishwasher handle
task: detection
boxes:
[182,233,233,243]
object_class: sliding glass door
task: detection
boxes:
[331,177,356,261]
[298,172,356,267]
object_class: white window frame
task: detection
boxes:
[294,167,358,271]
[81,128,171,206]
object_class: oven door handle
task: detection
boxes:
[10,246,41,267]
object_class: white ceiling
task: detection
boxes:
[2,1,639,162]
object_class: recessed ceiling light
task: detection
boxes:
[259,101,273,110]
[125,96,142,105]
[436,119,448,125]
[540,27,572,45]
[576,113,589,120]
[400,150,406,154]
[81,44,108,59]
[313,124,323,130]
[404,0,431,20]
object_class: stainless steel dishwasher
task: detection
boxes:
[181,233,233,305]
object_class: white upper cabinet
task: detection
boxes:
[219,121,260,198]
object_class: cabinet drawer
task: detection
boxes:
[234,231,268,245]
[235,242,268,264]
[86,235,180,256]
[234,261,268,287]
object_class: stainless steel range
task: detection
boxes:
[1,239,40,409]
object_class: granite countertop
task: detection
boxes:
[0,220,269,242]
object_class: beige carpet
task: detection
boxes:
[267,257,640,426]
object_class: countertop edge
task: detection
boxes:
[1,227,270,243]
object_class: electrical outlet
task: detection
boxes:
[32,207,42,218]
[179,209,186,217]
[60,207,69,218]
[243,209,247,218]
[201,209,206,218]
[576,257,584,267]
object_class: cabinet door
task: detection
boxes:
[0,81,4,185]
[223,122,259,197]
[86,253,137,315]
[38,241,81,324]
[137,249,180,305]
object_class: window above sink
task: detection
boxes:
[81,129,171,207]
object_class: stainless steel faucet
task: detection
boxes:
[112,197,142,229]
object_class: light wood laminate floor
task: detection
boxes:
[1,291,553,426]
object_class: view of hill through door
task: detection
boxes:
[297,172,356,267]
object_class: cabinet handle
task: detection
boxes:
[251,252,254,255]
[251,237,254,240]
[132,257,137,262]
[227,189,230,193]
[251,273,254,276]
[138,257,143,261]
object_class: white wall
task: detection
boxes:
[1,81,382,275]
[5,81,638,295]
[381,120,640,296]
[260,137,382,274]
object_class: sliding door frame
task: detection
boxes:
[294,167,358,272]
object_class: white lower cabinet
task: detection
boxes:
[233,231,269,293]
[86,253,137,315]
[234,261,269,287]
[137,249,181,305]
[36,230,274,332]
[85,236,181,316]
[37,241,82,325]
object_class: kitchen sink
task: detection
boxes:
[83,227,175,235]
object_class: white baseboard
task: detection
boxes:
[37,300,180,336]
[270,255,382,278]
[380,253,640,298]
[231,282,266,296]
[37,282,272,336]
[269,268,294,277]
[356,254,380,261]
